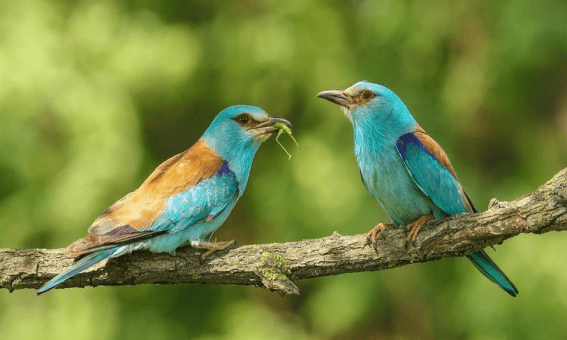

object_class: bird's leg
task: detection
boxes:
[192,239,237,260]
[366,222,394,248]
[406,214,434,248]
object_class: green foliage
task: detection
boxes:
[1,0,567,339]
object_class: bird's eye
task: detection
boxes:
[361,90,374,100]
[236,114,250,125]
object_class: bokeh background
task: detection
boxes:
[1,0,567,339]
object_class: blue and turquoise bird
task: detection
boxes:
[317,81,518,296]
[38,105,291,294]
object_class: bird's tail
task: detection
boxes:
[37,248,118,295]
[467,250,518,297]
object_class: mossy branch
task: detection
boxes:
[1,168,566,295]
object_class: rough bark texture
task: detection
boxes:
[1,168,566,295]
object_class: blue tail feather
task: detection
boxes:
[37,248,118,295]
[467,250,518,297]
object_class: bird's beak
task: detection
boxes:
[316,89,353,108]
[252,115,292,136]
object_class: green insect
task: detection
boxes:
[273,122,300,160]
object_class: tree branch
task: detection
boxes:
[2,168,566,295]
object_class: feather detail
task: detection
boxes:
[412,124,459,181]
[413,126,477,214]
[38,248,119,294]
[396,127,470,216]
[67,139,226,257]
[139,139,225,196]
[66,226,164,257]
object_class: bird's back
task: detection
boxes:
[66,139,230,257]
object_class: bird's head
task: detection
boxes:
[202,105,291,164]
[317,81,416,137]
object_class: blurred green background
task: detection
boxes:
[1,0,566,339]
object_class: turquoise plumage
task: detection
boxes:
[38,105,291,294]
[318,81,518,296]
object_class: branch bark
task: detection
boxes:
[2,168,566,295]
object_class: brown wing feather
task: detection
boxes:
[413,124,459,180]
[66,139,224,257]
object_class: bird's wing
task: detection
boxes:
[66,139,238,257]
[150,167,239,233]
[395,126,475,215]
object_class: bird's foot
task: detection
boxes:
[366,223,393,249]
[193,239,237,260]
[405,214,434,249]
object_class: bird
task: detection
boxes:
[317,81,518,297]
[37,105,291,294]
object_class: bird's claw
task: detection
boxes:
[365,223,390,250]
[193,239,237,261]
[404,214,434,250]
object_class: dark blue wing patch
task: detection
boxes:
[396,133,436,164]
[217,160,231,176]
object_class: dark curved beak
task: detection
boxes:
[253,115,292,135]
[265,115,292,129]
[317,89,352,107]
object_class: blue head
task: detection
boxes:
[202,105,291,188]
[317,81,417,145]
